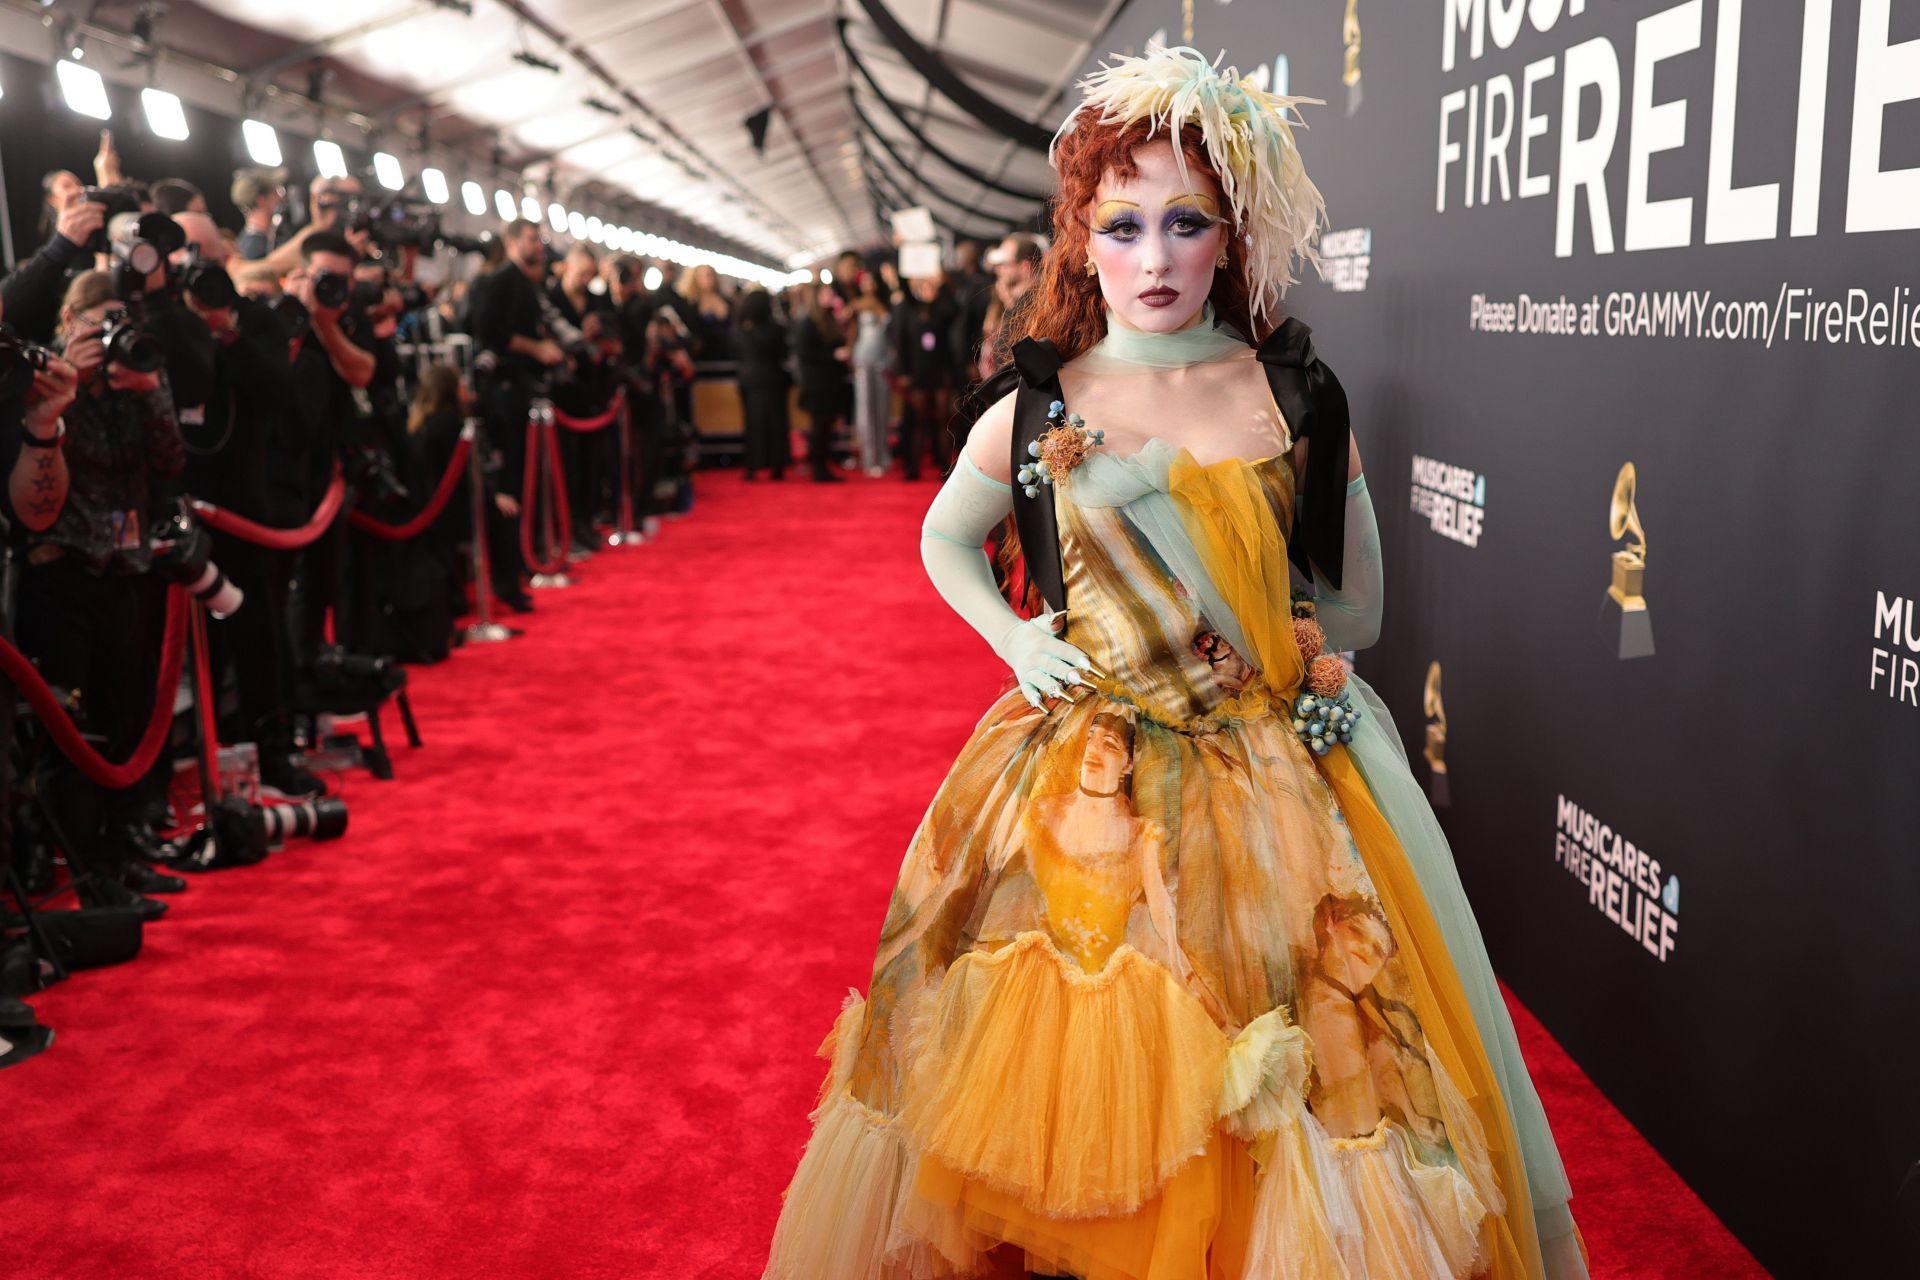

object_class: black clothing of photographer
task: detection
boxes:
[2,191,107,343]
[788,292,847,484]
[547,246,617,545]
[469,220,564,577]
[279,234,377,676]
[16,271,185,917]
[731,292,791,480]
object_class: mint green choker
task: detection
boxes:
[1079,302,1250,371]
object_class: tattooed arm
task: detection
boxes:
[10,356,76,531]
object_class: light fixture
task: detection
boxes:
[313,139,349,179]
[56,59,111,120]
[567,210,586,238]
[512,49,562,74]
[242,119,282,166]
[520,193,541,221]
[372,151,404,191]
[462,181,487,216]
[820,268,833,284]
[495,189,517,220]
[141,87,188,141]
[586,216,603,242]
[547,202,567,234]
[642,265,663,291]
[422,167,450,205]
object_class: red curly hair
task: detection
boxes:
[995,117,1266,368]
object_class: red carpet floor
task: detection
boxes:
[9,469,1768,1279]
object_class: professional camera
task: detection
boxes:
[78,185,145,252]
[178,245,240,310]
[311,644,406,699]
[357,195,444,251]
[98,305,165,375]
[108,211,187,297]
[150,502,244,618]
[0,324,54,400]
[344,443,411,507]
[272,294,311,341]
[310,269,351,311]
[257,795,348,845]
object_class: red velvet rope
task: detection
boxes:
[193,469,348,550]
[0,585,190,789]
[519,413,572,575]
[548,389,624,433]
[348,433,473,541]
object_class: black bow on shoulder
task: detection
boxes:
[1257,317,1352,590]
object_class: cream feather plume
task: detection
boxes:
[1054,44,1327,326]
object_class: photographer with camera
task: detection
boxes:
[3,182,114,343]
[278,232,377,680]
[547,243,618,550]
[242,176,370,283]
[15,271,186,918]
[467,218,563,606]
[168,213,319,799]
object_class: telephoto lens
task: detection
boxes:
[182,253,241,310]
[310,269,350,310]
[150,503,244,618]
[257,796,348,846]
[100,311,165,374]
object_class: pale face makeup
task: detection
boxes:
[1086,139,1228,334]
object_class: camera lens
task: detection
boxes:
[104,318,165,374]
[312,270,349,310]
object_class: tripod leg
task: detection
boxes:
[396,692,422,748]
[5,864,67,986]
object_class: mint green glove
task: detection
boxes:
[920,453,1094,709]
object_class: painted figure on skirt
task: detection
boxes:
[762,45,1590,1280]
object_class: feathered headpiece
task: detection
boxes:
[1054,44,1327,325]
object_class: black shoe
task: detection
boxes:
[744,470,759,481]
[261,754,325,800]
[82,876,167,922]
[121,861,187,895]
[812,470,846,483]
[496,590,535,613]
[770,469,786,481]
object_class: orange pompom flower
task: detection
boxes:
[1306,654,1347,699]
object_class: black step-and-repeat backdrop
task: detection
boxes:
[1066,3,1915,1275]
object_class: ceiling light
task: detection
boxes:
[242,119,282,166]
[141,87,188,141]
[373,151,404,191]
[567,210,585,238]
[512,50,562,74]
[422,168,450,204]
[583,96,619,114]
[642,266,663,291]
[547,202,567,234]
[586,216,603,242]
[56,60,111,120]
[520,193,541,221]
[462,181,487,216]
[313,139,349,179]
[495,189,517,220]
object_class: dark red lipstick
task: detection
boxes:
[1138,286,1179,307]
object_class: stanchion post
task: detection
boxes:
[606,391,642,547]
[461,418,513,644]
[527,399,573,589]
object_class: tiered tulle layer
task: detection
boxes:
[763,931,1499,1280]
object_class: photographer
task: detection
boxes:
[3,183,109,343]
[467,218,562,603]
[169,213,318,798]
[547,243,617,549]
[242,176,369,283]
[279,232,375,676]
[16,271,185,917]
[231,168,288,262]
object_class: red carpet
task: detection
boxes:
[8,470,1767,1278]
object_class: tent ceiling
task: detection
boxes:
[160,0,1124,264]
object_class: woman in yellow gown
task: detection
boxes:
[762,46,1591,1280]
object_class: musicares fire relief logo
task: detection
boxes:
[1321,227,1373,292]
[1410,455,1485,547]
[1554,796,1678,963]
[1870,591,1920,708]
[1601,461,1654,659]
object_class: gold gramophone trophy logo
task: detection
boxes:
[1343,0,1363,115]
[1603,462,1656,660]
[1422,661,1448,806]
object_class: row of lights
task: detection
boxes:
[47,55,805,290]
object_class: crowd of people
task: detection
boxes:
[0,135,846,1065]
